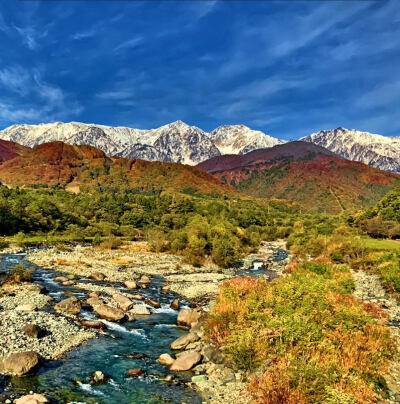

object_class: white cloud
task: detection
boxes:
[71,28,97,41]
[114,36,143,53]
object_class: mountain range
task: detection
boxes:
[197,141,400,214]
[0,121,398,173]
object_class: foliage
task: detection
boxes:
[8,263,34,283]
[206,263,397,403]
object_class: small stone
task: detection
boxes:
[124,281,137,289]
[158,353,174,366]
[22,324,45,339]
[123,352,148,360]
[15,304,37,312]
[54,276,68,283]
[89,272,106,281]
[88,291,100,298]
[170,299,180,310]
[126,368,144,377]
[62,280,75,286]
[138,275,151,284]
[191,375,208,383]
[90,370,108,385]
[132,294,144,301]
[81,320,105,330]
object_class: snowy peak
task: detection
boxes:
[0,121,284,165]
[208,124,284,155]
[302,128,400,173]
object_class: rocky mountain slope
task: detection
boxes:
[0,141,237,197]
[302,128,400,174]
[197,141,400,214]
[0,121,282,166]
[0,139,28,164]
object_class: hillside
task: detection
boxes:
[0,141,237,197]
[197,141,400,214]
[0,139,29,164]
[302,127,400,174]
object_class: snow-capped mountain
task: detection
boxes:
[0,121,282,165]
[302,128,400,174]
[208,124,284,155]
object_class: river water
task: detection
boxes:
[0,248,287,403]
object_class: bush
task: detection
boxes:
[9,264,34,283]
[100,234,122,250]
[0,237,9,250]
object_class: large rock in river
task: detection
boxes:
[170,332,199,350]
[16,394,49,404]
[177,309,201,328]
[3,351,41,376]
[130,304,151,315]
[54,296,81,315]
[124,281,137,289]
[112,294,133,311]
[94,304,126,322]
[169,350,202,371]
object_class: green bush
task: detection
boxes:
[9,264,34,283]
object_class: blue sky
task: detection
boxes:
[0,0,399,140]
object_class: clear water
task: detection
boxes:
[0,247,288,403]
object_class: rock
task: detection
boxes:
[130,304,151,316]
[90,370,108,385]
[54,276,68,283]
[126,368,144,377]
[15,304,37,312]
[88,291,100,298]
[86,297,103,307]
[144,298,161,309]
[123,352,148,360]
[141,284,147,289]
[177,309,201,328]
[138,275,151,284]
[62,280,75,286]
[94,305,126,322]
[81,320,105,329]
[191,322,204,338]
[170,351,202,371]
[124,281,137,289]
[126,313,136,322]
[113,294,133,311]
[67,274,76,280]
[170,332,200,350]
[202,344,226,364]
[89,272,106,281]
[132,294,144,301]
[170,299,180,310]
[191,375,208,383]
[15,394,49,404]
[3,351,41,376]
[54,297,81,315]
[158,353,174,366]
[22,324,45,339]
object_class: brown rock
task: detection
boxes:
[138,275,151,284]
[88,291,100,298]
[90,370,108,385]
[144,298,161,309]
[170,332,199,350]
[132,294,144,301]
[22,324,45,339]
[16,393,49,404]
[90,272,106,281]
[169,351,202,371]
[62,280,75,286]
[54,276,68,283]
[158,353,174,366]
[126,368,145,377]
[81,320,105,329]
[3,351,41,376]
[113,294,133,311]
[124,280,137,289]
[94,304,126,322]
[177,309,201,328]
[130,304,151,316]
[86,297,104,307]
[54,296,81,315]
[170,299,180,310]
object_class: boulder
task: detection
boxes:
[81,320,105,330]
[112,294,133,311]
[170,332,200,350]
[86,297,104,307]
[3,351,41,376]
[16,394,49,404]
[170,299,180,310]
[158,353,174,366]
[54,276,68,283]
[22,324,45,339]
[130,304,151,316]
[177,309,201,328]
[90,370,108,385]
[94,305,126,322]
[138,275,151,284]
[169,351,202,371]
[89,272,106,281]
[124,281,137,289]
[126,368,144,377]
[54,296,81,315]
[132,294,144,301]
[144,298,161,309]
[15,304,37,312]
